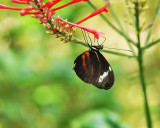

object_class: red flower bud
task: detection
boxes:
[20,9,42,16]
[0,4,23,10]
[11,0,34,5]
[50,0,89,12]
[39,0,61,9]
[44,24,52,30]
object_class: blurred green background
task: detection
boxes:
[0,0,160,128]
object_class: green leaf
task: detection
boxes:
[157,0,160,15]
[70,109,130,128]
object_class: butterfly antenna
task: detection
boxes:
[87,31,92,47]
[103,46,132,52]
[105,43,117,47]
[100,35,106,45]
[96,38,100,46]
[81,29,90,47]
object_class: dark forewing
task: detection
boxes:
[73,51,100,84]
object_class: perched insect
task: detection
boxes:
[72,31,114,90]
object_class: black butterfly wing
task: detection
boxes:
[93,50,114,90]
[73,50,114,90]
[73,51,100,84]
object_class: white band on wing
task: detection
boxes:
[98,70,109,83]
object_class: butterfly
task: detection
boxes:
[72,42,114,90]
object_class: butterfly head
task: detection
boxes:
[89,44,104,51]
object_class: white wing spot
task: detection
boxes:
[72,63,76,70]
[98,71,109,83]
[109,66,112,71]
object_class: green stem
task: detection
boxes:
[138,51,152,128]
[135,1,152,128]
[106,2,125,32]
[87,1,137,47]
[143,38,160,50]
[124,16,136,56]
[124,0,137,55]
[144,0,160,45]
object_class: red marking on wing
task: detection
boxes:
[91,65,94,73]
[85,51,90,58]
[81,54,88,72]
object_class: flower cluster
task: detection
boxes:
[0,0,110,42]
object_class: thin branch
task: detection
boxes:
[125,0,136,27]
[135,1,152,128]
[104,0,125,32]
[123,9,136,55]
[144,0,160,45]
[143,38,160,50]
[87,1,137,47]
[124,0,137,56]
[72,37,136,58]
[104,0,136,55]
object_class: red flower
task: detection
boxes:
[0,0,110,40]
[66,3,110,29]
[20,9,42,16]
